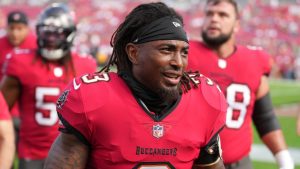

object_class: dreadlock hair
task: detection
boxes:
[100,2,199,92]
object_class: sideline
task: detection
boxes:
[250,144,300,165]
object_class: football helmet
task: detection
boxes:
[36,3,76,61]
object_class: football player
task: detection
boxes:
[0,92,15,169]
[187,0,294,169]
[0,3,97,169]
[44,2,227,169]
[0,10,37,134]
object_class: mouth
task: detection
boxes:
[162,71,182,86]
[207,26,220,33]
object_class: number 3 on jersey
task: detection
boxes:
[35,87,60,126]
[226,84,251,129]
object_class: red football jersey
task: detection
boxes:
[0,33,37,79]
[0,33,37,117]
[0,92,10,120]
[57,72,227,169]
[4,49,97,160]
[187,41,271,163]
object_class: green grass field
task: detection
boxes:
[269,79,300,106]
[252,79,300,169]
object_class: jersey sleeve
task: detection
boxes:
[56,77,91,145]
[0,92,11,120]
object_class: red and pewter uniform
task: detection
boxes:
[187,41,271,164]
[57,72,227,169]
[0,33,37,118]
[4,49,97,160]
[0,92,10,120]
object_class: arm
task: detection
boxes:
[192,159,224,169]
[0,119,15,169]
[0,75,20,110]
[192,135,225,169]
[254,76,294,168]
[44,133,89,169]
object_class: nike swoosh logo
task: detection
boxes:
[73,78,81,90]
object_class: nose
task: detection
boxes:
[170,52,185,70]
[211,13,222,23]
[11,29,20,38]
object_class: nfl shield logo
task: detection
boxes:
[152,124,164,138]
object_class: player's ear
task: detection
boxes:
[233,19,240,33]
[126,43,139,64]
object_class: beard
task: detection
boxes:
[201,30,232,47]
[156,85,181,104]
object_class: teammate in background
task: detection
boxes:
[187,0,294,168]
[0,3,97,169]
[0,10,37,132]
[0,92,15,169]
[44,2,227,169]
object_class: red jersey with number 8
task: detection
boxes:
[187,41,271,163]
[57,72,227,169]
[4,49,97,159]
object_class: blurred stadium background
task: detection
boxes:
[0,0,300,168]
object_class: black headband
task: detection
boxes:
[131,16,188,44]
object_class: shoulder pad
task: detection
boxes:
[189,72,226,112]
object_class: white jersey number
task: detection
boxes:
[35,87,60,126]
[226,84,251,129]
[135,162,174,169]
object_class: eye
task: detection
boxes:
[181,49,188,58]
[159,47,172,53]
[205,11,214,17]
[219,12,229,18]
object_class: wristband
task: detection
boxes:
[275,150,294,169]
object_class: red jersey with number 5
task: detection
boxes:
[4,49,97,159]
[57,72,227,169]
[187,41,271,163]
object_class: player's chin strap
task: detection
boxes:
[275,150,294,169]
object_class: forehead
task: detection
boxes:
[205,1,236,15]
[144,40,189,48]
[7,23,28,29]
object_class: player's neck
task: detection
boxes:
[211,41,236,59]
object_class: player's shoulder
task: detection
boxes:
[66,72,118,99]
[8,48,36,59]
[188,72,227,112]
[5,48,36,66]
[57,72,118,112]
[240,45,271,58]
[189,39,205,48]
[239,45,271,69]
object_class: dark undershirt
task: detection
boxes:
[119,71,178,117]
